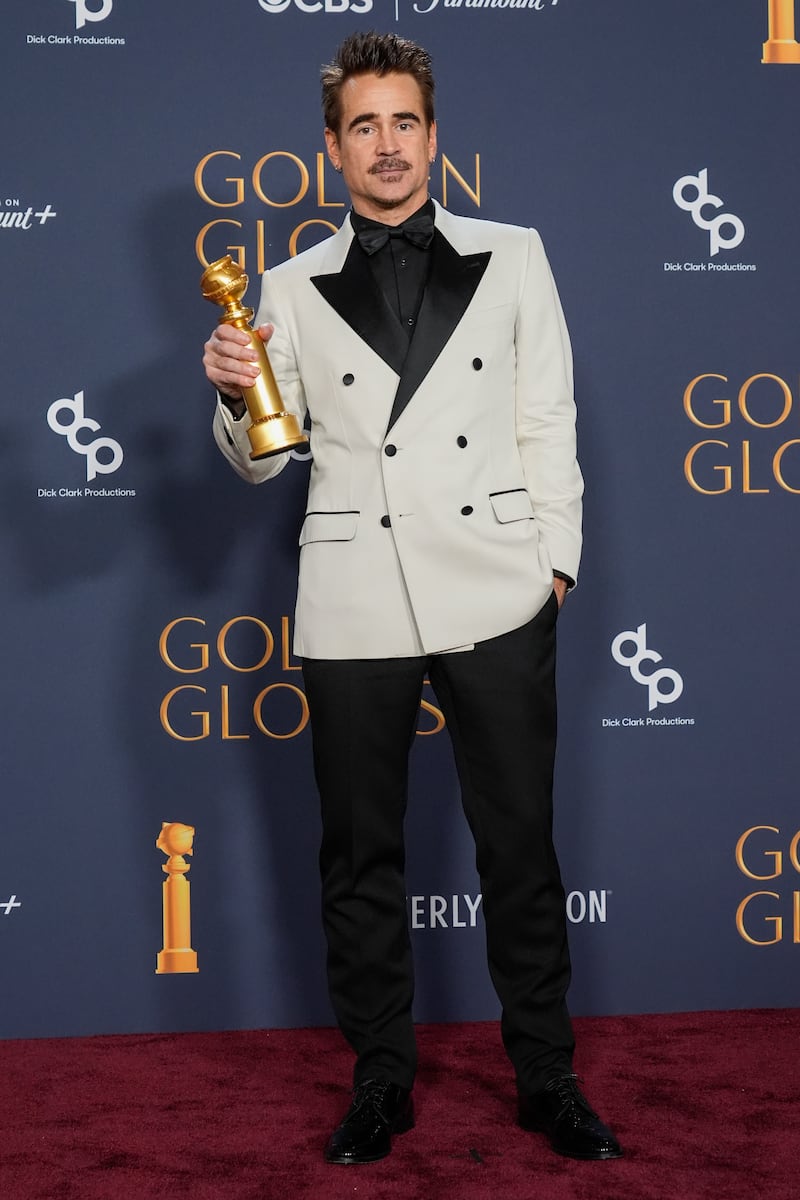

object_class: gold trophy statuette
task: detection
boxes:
[156,822,199,974]
[763,0,800,62]
[201,255,308,460]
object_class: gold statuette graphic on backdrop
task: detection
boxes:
[201,255,308,459]
[763,0,800,62]
[156,822,199,974]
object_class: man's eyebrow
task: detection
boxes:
[347,110,422,132]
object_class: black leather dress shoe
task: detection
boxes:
[518,1074,622,1160]
[324,1079,414,1164]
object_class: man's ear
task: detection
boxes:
[324,127,341,172]
[428,119,438,163]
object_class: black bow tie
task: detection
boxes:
[356,209,435,255]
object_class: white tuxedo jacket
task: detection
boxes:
[214,201,583,659]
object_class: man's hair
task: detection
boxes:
[321,32,435,135]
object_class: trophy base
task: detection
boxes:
[156,948,199,974]
[247,412,308,460]
[763,39,800,63]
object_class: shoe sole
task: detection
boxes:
[551,1145,624,1161]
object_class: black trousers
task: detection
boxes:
[301,592,574,1094]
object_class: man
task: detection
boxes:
[203,32,621,1166]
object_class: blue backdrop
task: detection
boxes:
[2,0,799,1040]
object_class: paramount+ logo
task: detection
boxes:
[736,826,800,945]
[257,0,372,13]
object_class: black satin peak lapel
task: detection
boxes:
[386,231,491,432]
[311,239,408,378]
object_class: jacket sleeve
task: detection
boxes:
[514,229,583,585]
[212,267,308,485]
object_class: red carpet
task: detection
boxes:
[1,1010,797,1200]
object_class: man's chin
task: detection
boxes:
[370,186,417,212]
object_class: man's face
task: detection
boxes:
[324,71,437,224]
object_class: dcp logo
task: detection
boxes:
[257,0,372,12]
[611,624,684,711]
[66,0,113,30]
[47,390,124,481]
[672,169,745,257]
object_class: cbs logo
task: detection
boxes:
[257,0,372,13]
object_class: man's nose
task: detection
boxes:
[375,126,399,155]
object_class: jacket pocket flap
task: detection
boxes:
[489,489,535,523]
[299,511,359,545]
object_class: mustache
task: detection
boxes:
[369,158,411,174]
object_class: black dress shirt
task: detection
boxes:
[349,198,435,340]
